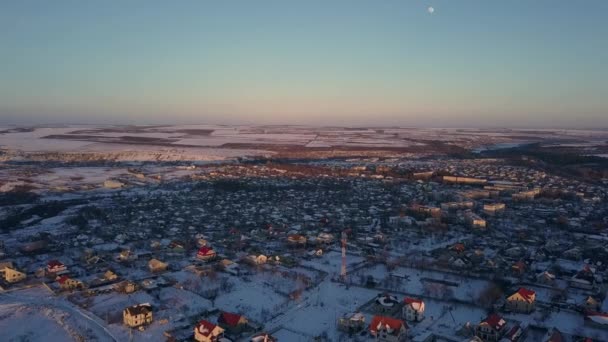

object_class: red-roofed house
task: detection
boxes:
[506,288,536,313]
[194,320,224,342]
[287,234,306,246]
[476,313,507,342]
[218,311,248,333]
[369,315,407,342]
[585,311,608,328]
[545,328,563,342]
[197,246,217,261]
[56,275,83,290]
[47,260,67,274]
[402,297,425,322]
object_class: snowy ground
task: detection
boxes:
[3,125,605,157]
[0,286,117,342]
[352,264,493,303]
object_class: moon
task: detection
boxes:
[428,6,435,14]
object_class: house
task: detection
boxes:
[169,240,186,252]
[307,249,323,258]
[537,271,556,285]
[118,249,137,262]
[217,311,248,333]
[317,232,335,244]
[123,303,153,328]
[584,296,601,311]
[511,261,527,276]
[104,179,124,189]
[585,312,608,328]
[452,256,472,269]
[484,203,506,216]
[570,265,596,290]
[115,280,137,294]
[466,211,487,229]
[374,294,400,313]
[506,288,536,313]
[402,297,425,322]
[501,324,523,342]
[337,312,366,333]
[148,258,168,273]
[250,332,277,342]
[197,246,217,261]
[450,243,466,254]
[287,234,306,246]
[194,320,225,342]
[368,315,407,342]
[2,266,26,283]
[47,260,67,274]
[57,275,83,290]
[247,254,267,265]
[476,313,507,342]
[544,328,563,342]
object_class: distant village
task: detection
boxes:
[1,156,608,342]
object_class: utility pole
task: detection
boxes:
[340,230,347,280]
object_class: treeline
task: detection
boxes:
[0,201,73,232]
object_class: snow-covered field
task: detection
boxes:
[0,286,116,342]
[352,264,493,303]
[3,125,605,159]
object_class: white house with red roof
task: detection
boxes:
[197,246,217,261]
[506,287,536,313]
[402,297,425,322]
[194,320,224,342]
[46,260,67,274]
[476,313,507,342]
[368,315,407,342]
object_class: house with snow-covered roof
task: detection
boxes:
[337,312,366,333]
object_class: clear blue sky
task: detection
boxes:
[1,1,607,128]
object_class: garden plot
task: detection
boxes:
[86,291,157,323]
[267,279,378,340]
[0,303,79,342]
[505,310,608,341]
[213,275,289,322]
[352,264,493,303]
[300,250,366,275]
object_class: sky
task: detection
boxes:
[1,1,607,128]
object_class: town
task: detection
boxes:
[2,0,607,340]
[1,148,608,342]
